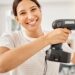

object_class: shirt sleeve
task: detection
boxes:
[0,33,15,49]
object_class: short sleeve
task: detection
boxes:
[0,33,15,49]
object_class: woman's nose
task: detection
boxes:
[27,12,34,20]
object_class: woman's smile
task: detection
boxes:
[16,0,42,32]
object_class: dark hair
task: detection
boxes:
[12,0,41,16]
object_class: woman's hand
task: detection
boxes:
[46,28,71,44]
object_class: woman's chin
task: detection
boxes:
[27,26,38,32]
[28,29,37,32]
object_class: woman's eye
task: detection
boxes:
[31,8,37,12]
[20,12,26,15]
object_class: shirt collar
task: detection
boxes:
[21,26,37,41]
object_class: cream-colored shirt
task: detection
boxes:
[0,28,72,75]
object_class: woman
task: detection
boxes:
[0,0,71,75]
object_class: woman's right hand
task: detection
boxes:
[46,28,71,45]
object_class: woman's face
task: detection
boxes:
[16,0,42,32]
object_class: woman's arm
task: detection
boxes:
[0,35,49,73]
[0,28,70,73]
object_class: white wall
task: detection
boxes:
[40,1,75,31]
[0,0,13,5]
[0,5,11,35]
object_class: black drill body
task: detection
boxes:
[46,19,75,63]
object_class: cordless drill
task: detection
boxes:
[46,19,75,63]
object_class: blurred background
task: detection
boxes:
[0,0,75,75]
[0,0,75,35]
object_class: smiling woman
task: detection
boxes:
[0,0,71,75]
[16,1,42,36]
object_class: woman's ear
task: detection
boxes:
[15,16,21,25]
[15,16,18,22]
[15,16,20,24]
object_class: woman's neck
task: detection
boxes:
[25,29,44,38]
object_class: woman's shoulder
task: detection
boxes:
[1,30,20,37]
[0,30,22,48]
[0,30,22,43]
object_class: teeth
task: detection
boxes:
[28,21,36,25]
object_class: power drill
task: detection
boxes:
[46,19,75,63]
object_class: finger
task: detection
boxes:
[60,38,68,43]
[63,33,69,37]
[63,28,71,34]
[59,34,69,41]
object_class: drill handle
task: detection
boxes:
[51,43,62,50]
